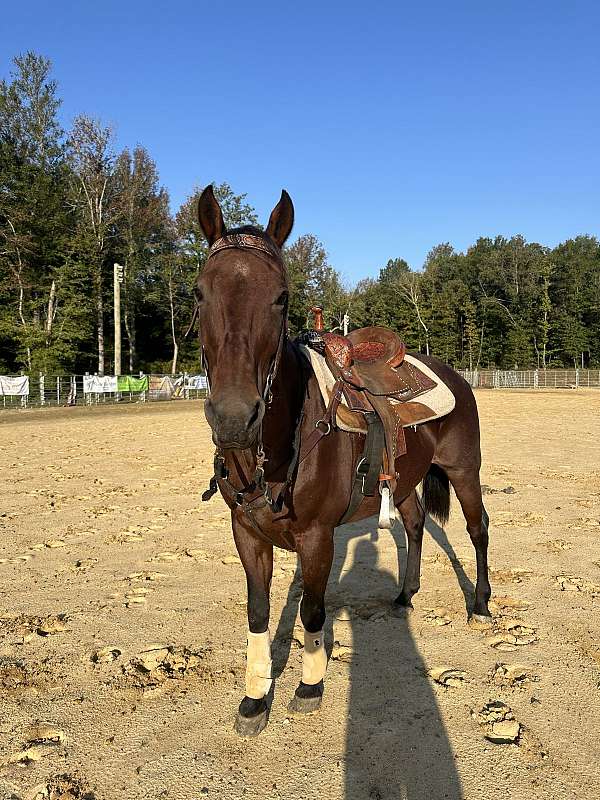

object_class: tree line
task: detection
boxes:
[1,53,599,377]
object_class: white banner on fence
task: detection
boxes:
[83,375,118,394]
[0,376,30,396]
[148,375,175,399]
[187,375,208,389]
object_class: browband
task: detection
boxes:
[209,233,281,260]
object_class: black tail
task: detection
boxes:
[422,464,451,526]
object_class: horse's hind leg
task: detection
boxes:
[444,466,492,620]
[393,490,425,611]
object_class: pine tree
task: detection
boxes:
[0,52,70,372]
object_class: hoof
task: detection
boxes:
[469,613,493,630]
[234,708,268,737]
[390,600,413,619]
[288,693,322,715]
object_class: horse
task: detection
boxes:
[195,185,491,736]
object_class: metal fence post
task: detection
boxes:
[39,372,45,406]
[56,376,60,405]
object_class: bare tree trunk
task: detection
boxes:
[45,280,56,341]
[415,304,430,356]
[17,275,32,371]
[398,279,430,355]
[7,218,32,370]
[124,288,135,372]
[542,311,547,369]
[126,314,136,373]
[123,253,137,372]
[476,322,485,369]
[169,276,178,376]
[533,336,540,369]
[96,267,104,375]
[171,341,179,376]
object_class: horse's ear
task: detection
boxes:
[266,190,294,247]
[198,185,225,246]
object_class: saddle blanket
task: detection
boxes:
[299,345,456,434]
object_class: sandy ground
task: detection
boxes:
[0,391,599,800]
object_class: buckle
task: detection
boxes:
[315,419,331,435]
[254,465,265,488]
[356,457,370,493]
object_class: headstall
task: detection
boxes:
[200,234,296,540]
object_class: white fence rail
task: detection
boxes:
[0,373,208,409]
[3,368,600,410]
[458,369,600,389]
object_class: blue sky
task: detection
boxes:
[2,1,599,282]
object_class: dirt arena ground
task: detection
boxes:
[0,390,599,800]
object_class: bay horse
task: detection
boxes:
[195,186,491,736]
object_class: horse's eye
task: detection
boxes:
[195,288,204,303]
[274,291,288,307]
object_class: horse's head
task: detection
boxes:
[196,185,294,450]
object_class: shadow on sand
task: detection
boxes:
[273,515,473,800]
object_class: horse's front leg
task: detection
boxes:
[289,525,334,715]
[232,516,273,737]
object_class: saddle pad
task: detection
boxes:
[299,345,456,434]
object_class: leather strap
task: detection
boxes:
[298,379,344,462]
[339,412,385,524]
[209,233,281,261]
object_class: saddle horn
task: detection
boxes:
[311,306,324,332]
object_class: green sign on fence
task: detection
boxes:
[117,375,149,393]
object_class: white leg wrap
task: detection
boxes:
[245,630,272,700]
[302,629,327,685]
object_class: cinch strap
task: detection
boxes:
[340,411,385,524]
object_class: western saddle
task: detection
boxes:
[306,308,436,526]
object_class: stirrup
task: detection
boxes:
[377,483,395,530]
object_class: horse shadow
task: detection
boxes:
[272,515,473,800]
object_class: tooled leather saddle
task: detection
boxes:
[307,309,436,525]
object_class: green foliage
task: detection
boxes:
[1,53,599,376]
[284,234,348,333]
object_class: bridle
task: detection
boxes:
[199,233,299,535]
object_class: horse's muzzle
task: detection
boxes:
[204,395,264,450]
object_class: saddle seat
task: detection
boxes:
[321,326,435,400]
